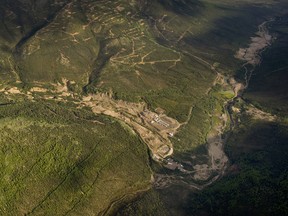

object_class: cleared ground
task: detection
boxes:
[0,0,288,215]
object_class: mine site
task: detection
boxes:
[1,0,287,215]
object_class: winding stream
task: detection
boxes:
[153,18,276,190]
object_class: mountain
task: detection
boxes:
[0,0,287,215]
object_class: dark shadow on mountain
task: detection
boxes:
[0,0,70,48]
[139,2,285,76]
[243,14,288,116]
[116,142,211,216]
[184,121,288,216]
[156,0,204,16]
[180,5,278,69]
[117,119,288,216]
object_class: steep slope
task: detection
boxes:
[0,101,152,215]
[0,0,288,215]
